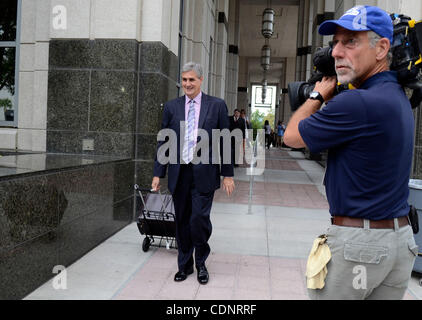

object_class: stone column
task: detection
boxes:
[296,0,305,81]
[301,0,310,81]
[214,0,229,99]
[278,58,287,124]
[45,0,181,189]
[47,0,144,158]
[225,0,240,113]
[237,56,249,114]
[283,57,297,123]
[335,0,355,17]
[16,0,51,152]
[180,0,217,95]
[305,0,315,81]
[135,0,181,188]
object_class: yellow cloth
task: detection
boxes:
[306,235,331,290]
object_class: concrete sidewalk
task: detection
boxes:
[25,149,422,300]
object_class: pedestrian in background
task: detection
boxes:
[264,120,271,150]
[276,121,285,148]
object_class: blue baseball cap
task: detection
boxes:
[319,6,393,44]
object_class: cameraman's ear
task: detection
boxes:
[376,38,391,61]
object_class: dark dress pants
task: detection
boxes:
[172,164,215,271]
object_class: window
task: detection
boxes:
[251,84,277,117]
[254,86,273,106]
[0,0,20,126]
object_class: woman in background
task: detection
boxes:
[264,120,271,150]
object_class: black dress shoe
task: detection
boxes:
[197,265,209,285]
[174,266,194,282]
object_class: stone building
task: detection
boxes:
[1,0,421,299]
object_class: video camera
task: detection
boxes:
[288,13,422,111]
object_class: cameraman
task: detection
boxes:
[284,6,418,300]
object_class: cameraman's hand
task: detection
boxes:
[314,76,337,102]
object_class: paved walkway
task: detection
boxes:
[25,149,422,300]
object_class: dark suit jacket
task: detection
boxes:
[229,116,241,132]
[153,93,234,194]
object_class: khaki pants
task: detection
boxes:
[308,222,418,300]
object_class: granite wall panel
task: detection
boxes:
[57,197,132,267]
[0,176,60,252]
[0,158,134,299]
[0,232,58,300]
[136,133,159,161]
[47,131,134,158]
[90,71,137,133]
[139,42,179,81]
[49,165,114,225]
[6,38,183,300]
[47,39,139,158]
[47,70,90,131]
[49,40,92,69]
[113,160,135,202]
[47,39,180,162]
[49,39,138,71]
[134,159,169,192]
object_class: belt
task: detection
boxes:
[332,216,409,229]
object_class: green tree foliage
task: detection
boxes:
[250,110,265,131]
[250,109,277,139]
[263,110,275,130]
[250,110,265,141]
[0,0,17,96]
[0,98,12,110]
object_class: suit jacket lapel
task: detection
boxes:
[175,96,185,132]
[198,93,210,129]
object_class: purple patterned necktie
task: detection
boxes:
[183,100,195,163]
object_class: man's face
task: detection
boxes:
[331,27,377,87]
[182,70,203,99]
[234,111,240,118]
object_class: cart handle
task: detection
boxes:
[134,184,158,193]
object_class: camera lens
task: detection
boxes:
[288,82,316,112]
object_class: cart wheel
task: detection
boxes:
[142,237,151,252]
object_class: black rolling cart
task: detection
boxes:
[134,184,177,252]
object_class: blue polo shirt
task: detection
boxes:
[299,71,414,220]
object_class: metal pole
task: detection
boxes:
[247,140,257,215]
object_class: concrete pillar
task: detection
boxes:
[301,0,310,81]
[296,0,304,81]
[393,0,421,20]
[181,0,217,96]
[283,57,297,123]
[225,0,240,113]
[237,56,249,113]
[214,0,228,99]
[278,58,287,124]
[305,0,314,81]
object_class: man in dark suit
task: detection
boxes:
[151,62,235,285]
[229,109,241,167]
[229,109,241,131]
